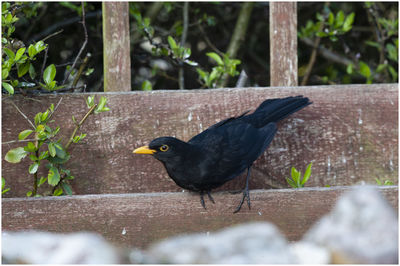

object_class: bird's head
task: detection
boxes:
[133,136,188,162]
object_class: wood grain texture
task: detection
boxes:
[270,2,298,86]
[2,84,398,197]
[2,186,398,248]
[102,2,131,92]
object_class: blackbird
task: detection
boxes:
[133,96,311,213]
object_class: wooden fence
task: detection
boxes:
[2,2,398,249]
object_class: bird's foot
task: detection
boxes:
[200,191,215,209]
[207,191,215,204]
[233,188,251,213]
[200,193,207,209]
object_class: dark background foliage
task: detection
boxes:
[6,2,399,92]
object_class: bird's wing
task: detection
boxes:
[192,122,277,184]
[188,110,251,144]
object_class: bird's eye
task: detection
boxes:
[160,145,169,152]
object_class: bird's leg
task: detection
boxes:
[233,165,252,213]
[207,191,215,204]
[200,191,207,209]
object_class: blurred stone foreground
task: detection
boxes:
[2,186,398,264]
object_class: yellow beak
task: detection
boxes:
[133,146,156,155]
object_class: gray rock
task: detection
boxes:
[144,222,296,264]
[2,231,119,264]
[290,242,331,264]
[303,186,398,264]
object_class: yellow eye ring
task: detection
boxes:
[160,145,169,152]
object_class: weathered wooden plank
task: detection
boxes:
[270,2,298,86]
[102,2,131,92]
[2,84,397,197]
[2,186,397,248]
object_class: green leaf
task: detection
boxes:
[39,151,48,160]
[38,176,47,186]
[43,64,56,85]
[95,96,109,113]
[346,64,353,74]
[86,95,95,108]
[34,112,42,126]
[2,82,14,94]
[207,52,223,65]
[26,191,32,197]
[291,167,300,181]
[343,12,355,32]
[376,64,387,73]
[17,61,30,77]
[301,163,312,185]
[328,12,334,25]
[53,187,63,196]
[386,43,398,62]
[286,177,297,188]
[29,162,39,174]
[47,166,60,186]
[73,133,87,143]
[141,80,152,91]
[48,142,56,157]
[24,142,37,152]
[29,63,36,79]
[61,182,73,195]
[28,44,36,58]
[54,143,67,159]
[388,65,398,81]
[384,180,394,186]
[18,129,33,140]
[47,153,70,164]
[34,41,46,53]
[335,10,345,27]
[3,47,15,60]
[2,67,9,79]
[358,61,371,78]
[15,47,26,61]
[5,147,28,163]
[184,59,198,66]
[365,40,380,49]
[167,36,178,49]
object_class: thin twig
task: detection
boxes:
[300,37,354,66]
[9,101,36,129]
[197,24,224,56]
[65,104,97,150]
[2,138,39,145]
[72,53,91,88]
[62,2,88,85]
[40,47,49,83]
[41,29,64,43]
[301,19,325,86]
[32,150,39,196]
[47,97,63,121]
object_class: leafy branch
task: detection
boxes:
[3,96,110,197]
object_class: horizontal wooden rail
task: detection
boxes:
[2,186,397,248]
[2,84,398,197]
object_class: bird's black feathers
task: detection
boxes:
[135,96,311,212]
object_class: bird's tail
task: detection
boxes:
[250,96,312,128]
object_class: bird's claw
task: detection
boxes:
[233,189,251,213]
[207,191,215,204]
[200,191,214,209]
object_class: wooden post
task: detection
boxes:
[269,2,298,86]
[102,2,131,92]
